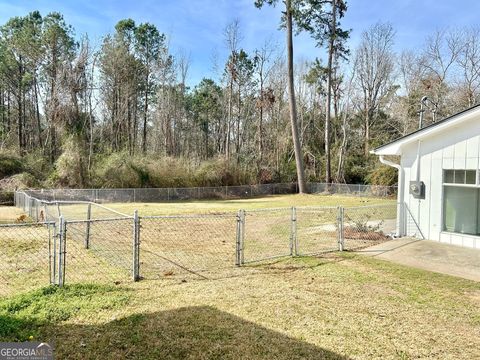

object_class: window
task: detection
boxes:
[443,169,476,184]
[443,169,480,235]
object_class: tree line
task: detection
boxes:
[0,2,479,189]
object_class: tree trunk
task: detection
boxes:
[17,60,24,154]
[236,83,241,159]
[34,76,42,149]
[226,77,233,161]
[17,92,23,154]
[133,100,138,155]
[336,112,347,183]
[142,70,149,154]
[365,108,370,156]
[258,71,264,169]
[325,0,337,184]
[7,91,11,133]
[286,0,307,193]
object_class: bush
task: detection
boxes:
[22,151,52,182]
[367,165,398,186]
[0,153,23,179]
[0,191,13,204]
[93,153,143,188]
[53,137,88,188]
[146,157,193,188]
[0,173,39,191]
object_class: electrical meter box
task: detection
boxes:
[409,181,425,199]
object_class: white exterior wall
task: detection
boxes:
[400,115,480,249]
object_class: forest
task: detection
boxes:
[1,0,479,191]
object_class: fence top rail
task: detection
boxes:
[141,213,237,220]
[19,182,397,193]
[16,191,131,218]
[296,206,339,210]
[137,203,399,218]
[66,216,134,224]
[0,221,55,228]
[244,207,293,213]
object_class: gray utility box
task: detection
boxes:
[409,181,425,199]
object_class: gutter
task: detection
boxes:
[379,155,401,171]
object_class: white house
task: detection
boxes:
[372,104,480,249]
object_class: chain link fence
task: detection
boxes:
[139,214,238,280]
[19,182,397,203]
[307,183,397,197]
[15,191,131,222]
[242,208,293,264]
[295,207,339,255]
[0,222,56,296]
[3,192,418,296]
[63,217,134,285]
[341,204,398,251]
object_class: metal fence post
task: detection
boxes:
[235,210,244,266]
[337,207,345,251]
[58,216,66,286]
[290,207,297,256]
[85,203,91,249]
[242,210,245,263]
[35,200,39,222]
[132,210,140,281]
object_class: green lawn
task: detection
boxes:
[3,194,477,359]
[2,193,396,221]
[1,254,478,359]
[106,193,395,216]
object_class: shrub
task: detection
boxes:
[0,173,39,190]
[22,151,52,181]
[53,137,88,188]
[93,153,143,188]
[146,157,193,188]
[367,164,398,186]
[0,152,23,179]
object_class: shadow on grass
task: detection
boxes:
[46,305,350,360]
[0,283,350,359]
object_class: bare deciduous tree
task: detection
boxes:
[354,22,396,155]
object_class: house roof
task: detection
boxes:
[371,103,480,155]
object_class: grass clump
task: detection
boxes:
[0,284,130,341]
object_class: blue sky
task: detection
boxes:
[1,0,480,85]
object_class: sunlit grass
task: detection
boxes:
[1,255,478,359]
[106,193,395,216]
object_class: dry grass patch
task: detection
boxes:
[2,254,478,359]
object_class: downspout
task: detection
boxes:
[379,155,404,237]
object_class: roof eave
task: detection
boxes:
[370,146,401,156]
[372,105,480,156]
[370,104,480,155]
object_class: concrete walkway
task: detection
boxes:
[357,238,480,282]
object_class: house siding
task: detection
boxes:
[400,115,480,249]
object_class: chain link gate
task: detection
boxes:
[5,192,402,292]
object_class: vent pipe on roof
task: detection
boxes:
[418,96,438,129]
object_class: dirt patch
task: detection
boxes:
[344,227,390,241]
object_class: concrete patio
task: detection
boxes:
[357,238,480,282]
